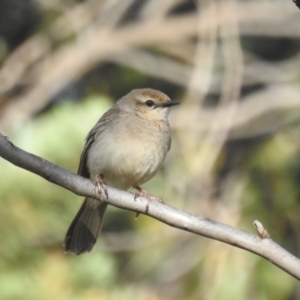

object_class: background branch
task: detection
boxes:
[1,0,299,297]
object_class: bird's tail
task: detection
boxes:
[64,198,108,255]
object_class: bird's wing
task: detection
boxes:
[77,106,120,178]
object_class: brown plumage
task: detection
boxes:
[64,88,179,255]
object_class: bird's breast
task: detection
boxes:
[87,118,170,190]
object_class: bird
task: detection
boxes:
[64,88,180,255]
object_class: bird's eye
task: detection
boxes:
[145,100,154,107]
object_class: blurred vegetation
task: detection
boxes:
[1,0,300,299]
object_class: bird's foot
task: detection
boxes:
[134,186,163,218]
[93,174,108,202]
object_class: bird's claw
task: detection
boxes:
[93,174,108,202]
[134,186,163,218]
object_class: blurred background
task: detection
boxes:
[1,0,300,299]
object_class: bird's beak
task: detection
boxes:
[159,100,181,108]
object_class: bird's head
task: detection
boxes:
[118,88,180,121]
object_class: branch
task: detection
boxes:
[1,132,300,280]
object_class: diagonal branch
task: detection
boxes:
[0,132,300,280]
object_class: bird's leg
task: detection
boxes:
[134,186,163,217]
[93,174,108,202]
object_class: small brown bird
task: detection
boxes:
[64,88,180,255]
